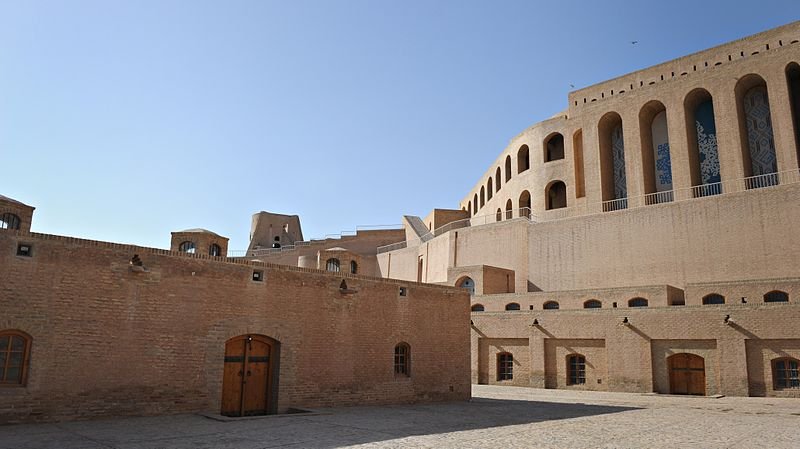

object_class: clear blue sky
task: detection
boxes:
[1,1,797,250]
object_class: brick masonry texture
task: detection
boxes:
[0,231,470,424]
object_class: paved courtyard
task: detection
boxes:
[2,385,799,448]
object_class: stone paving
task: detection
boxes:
[2,385,799,448]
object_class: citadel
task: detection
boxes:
[1,21,799,423]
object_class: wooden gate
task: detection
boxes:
[221,334,278,416]
[668,353,705,395]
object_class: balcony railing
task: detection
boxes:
[644,190,674,205]
[744,172,780,190]
[602,198,628,212]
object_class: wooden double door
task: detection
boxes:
[668,353,705,396]
[221,334,279,417]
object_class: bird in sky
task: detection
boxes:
[631,41,638,45]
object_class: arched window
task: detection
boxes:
[178,241,196,254]
[487,178,493,200]
[543,301,560,310]
[505,156,512,182]
[583,299,602,309]
[546,181,567,210]
[628,297,648,307]
[567,354,586,385]
[786,62,800,167]
[350,260,358,274]
[471,304,485,312]
[702,294,725,305]
[0,213,21,230]
[544,133,565,162]
[505,302,521,311]
[736,74,778,188]
[639,101,673,202]
[394,343,410,376]
[326,258,340,272]
[497,352,513,381]
[473,194,479,212]
[517,145,530,173]
[0,330,31,386]
[573,129,586,198]
[505,199,513,219]
[764,291,789,303]
[495,167,502,192]
[685,88,721,197]
[598,111,627,206]
[457,277,475,296]
[209,244,222,256]
[496,208,502,222]
[468,201,472,217]
[480,187,485,207]
[519,190,531,218]
[772,357,800,389]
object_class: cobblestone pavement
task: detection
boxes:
[2,385,799,448]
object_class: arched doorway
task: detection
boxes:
[668,353,705,395]
[457,276,475,295]
[221,334,280,416]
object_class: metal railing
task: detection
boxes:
[602,198,628,212]
[644,190,674,205]
[744,172,780,190]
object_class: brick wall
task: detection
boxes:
[0,230,470,424]
[470,304,800,398]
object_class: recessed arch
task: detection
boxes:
[543,301,560,310]
[702,293,725,305]
[505,199,513,219]
[786,62,800,168]
[468,201,472,217]
[456,276,475,296]
[471,304,485,312]
[598,111,627,202]
[0,329,32,386]
[505,155,512,182]
[735,74,778,188]
[495,167,502,192]
[545,180,567,210]
[487,178,493,201]
[684,88,721,196]
[518,190,531,218]
[394,342,411,377]
[628,297,648,307]
[496,208,502,222]
[473,194,479,212]
[209,243,222,256]
[480,187,485,208]
[583,299,602,309]
[326,258,340,272]
[573,129,586,198]
[221,334,280,416]
[544,132,565,162]
[0,213,21,230]
[764,290,789,303]
[668,353,706,395]
[505,302,521,311]
[639,100,673,201]
[517,145,530,173]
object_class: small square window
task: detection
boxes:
[16,243,32,257]
[399,287,407,297]
[252,270,264,282]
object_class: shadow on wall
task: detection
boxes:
[528,281,543,292]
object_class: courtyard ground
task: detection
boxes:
[1,385,799,448]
